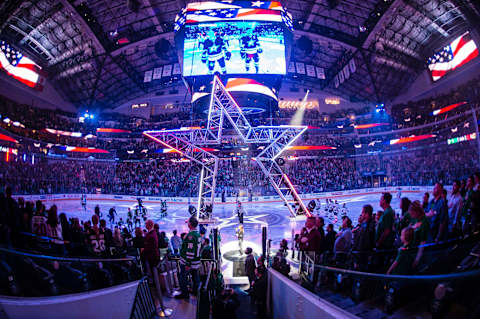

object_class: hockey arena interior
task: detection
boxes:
[1,1,480,318]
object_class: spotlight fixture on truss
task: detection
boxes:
[144,76,310,221]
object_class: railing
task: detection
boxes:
[273,231,480,315]
[130,277,157,319]
[0,246,141,297]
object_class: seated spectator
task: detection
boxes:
[272,253,290,277]
[387,227,415,275]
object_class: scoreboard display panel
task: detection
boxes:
[174,1,293,113]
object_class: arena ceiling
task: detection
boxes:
[1,0,479,110]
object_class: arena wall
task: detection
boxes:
[14,185,435,205]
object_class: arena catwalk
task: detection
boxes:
[45,192,423,282]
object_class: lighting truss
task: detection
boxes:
[143,131,218,220]
[144,76,310,220]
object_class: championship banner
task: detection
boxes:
[162,64,172,77]
[295,62,305,74]
[152,67,163,79]
[316,66,325,79]
[143,70,152,82]
[306,64,316,77]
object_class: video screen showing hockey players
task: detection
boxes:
[183,21,286,76]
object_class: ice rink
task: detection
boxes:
[45,191,425,282]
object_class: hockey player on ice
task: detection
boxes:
[239,28,262,73]
[201,30,231,74]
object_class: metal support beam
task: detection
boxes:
[143,131,218,220]
[88,55,107,106]
[7,24,55,60]
[59,0,106,54]
[142,0,164,33]
[470,105,480,169]
[304,0,322,31]
[403,0,449,37]
[361,0,403,49]
[360,50,381,102]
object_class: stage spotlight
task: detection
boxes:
[290,90,309,126]
[276,158,286,166]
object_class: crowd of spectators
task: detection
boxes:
[287,177,480,288]
[1,140,477,196]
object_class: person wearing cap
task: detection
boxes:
[244,247,256,291]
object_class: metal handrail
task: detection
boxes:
[305,262,480,282]
[0,246,135,263]
[351,231,480,255]
[130,276,156,319]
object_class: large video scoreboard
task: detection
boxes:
[174,1,293,114]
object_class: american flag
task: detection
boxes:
[428,32,479,82]
[0,40,45,90]
[185,8,282,23]
[175,1,289,29]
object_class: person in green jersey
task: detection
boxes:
[376,192,395,249]
[387,227,415,275]
[175,216,201,299]
[408,200,429,269]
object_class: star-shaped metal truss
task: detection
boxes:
[144,76,311,220]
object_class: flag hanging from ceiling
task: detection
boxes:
[0,40,45,91]
[428,32,479,82]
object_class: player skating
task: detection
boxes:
[240,28,262,73]
[199,203,213,220]
[80,193,87,211]
[201,30,231,74]
[234,200,245,224]
[134,208,141,228]
[159,199,168,219]
[108,207,117,226]
[340,203,348,218]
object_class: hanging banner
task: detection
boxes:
[288,61,296,73]
[349,58,356,73]
[143,70,152,82]
[316,66,325,79]
[173,63,181,75]
[334,75,339,88]
[153,67,163,80]
[295,62,305,74]
[338,69,344,83]
[343,65,350,80]
[306,64,316,77]
[162,64,172,77]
